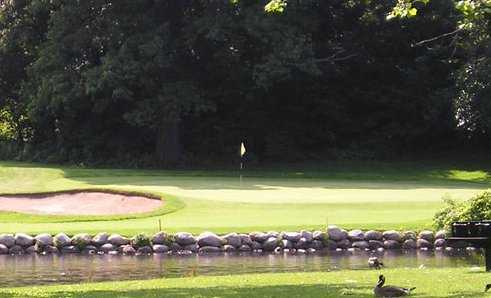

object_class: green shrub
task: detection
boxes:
[434,191,491,230]
[71,233,92,250]
[163,234,176,247]
[131,233,151,248]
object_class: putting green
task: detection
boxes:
[0,162,488,235]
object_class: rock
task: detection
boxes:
[122,245,136,255]
[434,239,446,247]
[263,237,279,251]
[282,239,294,249]
[61,246,80,254]
[384,240,401,249]
[223,233,242,248]
[313,231,328,241]
[301,231,314,242]
[294,238,309,249]
[71,233,92,249]
[336,239,351,249]
[223,245,236,252]
[136,246,153,255]
[364,230,383,241]
[100,243,116,253]
[35,234,53,247]
[44,245,59,254]
[108,234,130,246]
[184,244,199,253]
[151,232,168,245]
[170,243,183,252]
[310,240,324,250]
[348,230,365,241]
[347,247,360,253]
[92,232,110,246]
[402,231,417,241]
[283,232,302,242]
[82,245,97,254]
[251,241,262,250]
[296,249,307,254]
[328,226,347,241]
[25,246,36,254]
[403,239,417,249]
[0,244,8,254]
[417,239,433,249]
[15,233,34,247]
[199,246,222,253]
[266,231,280,238]
[197,232,223,248]
[307,248,316,254]
[0,234,16,247]
[238,244,252,252]
[54,233,71,248]
[383,231,401,242]
[368,240,384,250]
[175,232,196,246]
[250,232,269,242]
[435,230,447,240]
[326,240,337,250]
[239,234,253,246]
[9,245,23,255]
[152,245,169,254]
[177,250,193,256]
[352,241,369,250]
[418,230,435,242]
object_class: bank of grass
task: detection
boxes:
[0,161,489,235]
[0,267,489,297]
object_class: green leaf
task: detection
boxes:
[408,7,418,17]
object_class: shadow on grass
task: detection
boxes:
[66,174,491,191]
[0,284,372,298]
[0,283,488,298]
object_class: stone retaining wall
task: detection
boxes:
[0,226,473,256]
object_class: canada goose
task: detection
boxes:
[374,275,415,297]
[368,257,384,270]
[485,284,491,292]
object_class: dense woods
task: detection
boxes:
[0,0,489,167]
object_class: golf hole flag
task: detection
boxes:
[240,142,246,157]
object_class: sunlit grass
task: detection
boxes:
[0,267,489,297]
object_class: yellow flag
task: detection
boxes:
[240,142,246,157]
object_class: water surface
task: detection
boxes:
[0,250,483,287]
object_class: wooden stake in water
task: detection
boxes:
[158,219,162,232]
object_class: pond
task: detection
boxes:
[0,249,484,288]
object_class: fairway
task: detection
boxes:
[0,162,489,235]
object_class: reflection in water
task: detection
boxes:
[0,249,483,287]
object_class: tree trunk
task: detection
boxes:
[155,119,181,167]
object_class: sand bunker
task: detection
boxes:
[0,191,163,216]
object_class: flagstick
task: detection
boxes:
[239,161,243,187]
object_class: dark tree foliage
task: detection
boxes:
[0,0,485,167]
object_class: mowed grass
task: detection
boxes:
[0,161,489,235]
[0,267,490,297]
